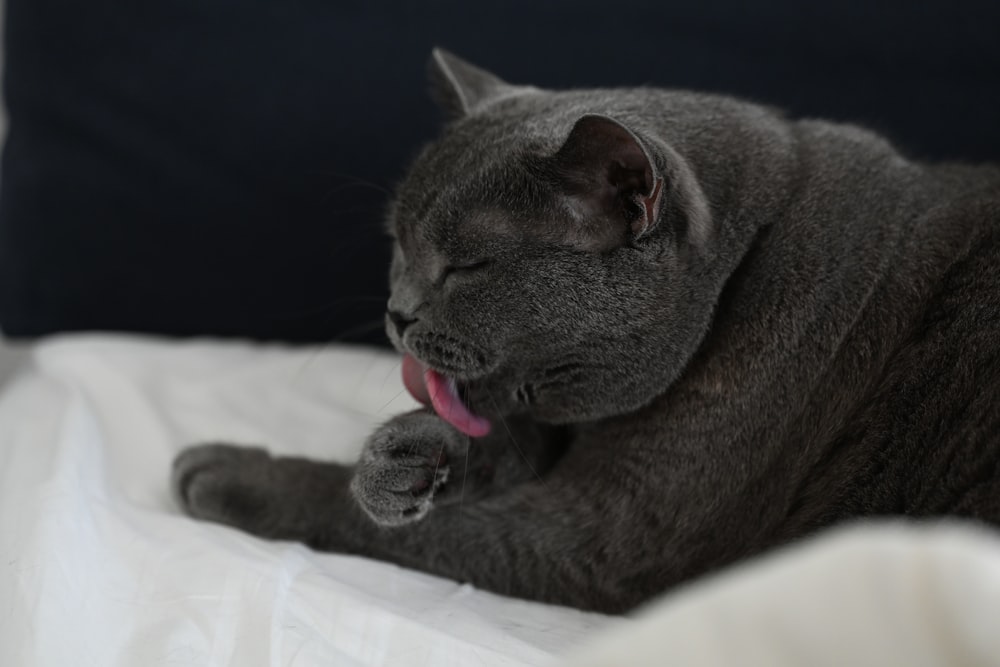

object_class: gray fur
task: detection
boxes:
[173,50,1000,613]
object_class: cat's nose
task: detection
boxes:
[387,310,418,337]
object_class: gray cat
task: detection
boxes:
[173,49,1000,613]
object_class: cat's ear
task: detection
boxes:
[428,48,523,117]
[550,114,665,241]
[549,114,712,247]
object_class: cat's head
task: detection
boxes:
[385,49,721,426]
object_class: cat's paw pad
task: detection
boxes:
[350,425,455,526]
[172,443,277,534]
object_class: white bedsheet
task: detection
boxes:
[562,522,1000,667]
[3,335,999,667]
[0,336,613,666]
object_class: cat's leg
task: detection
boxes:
[172,432,643,612]
[173,408,561,539]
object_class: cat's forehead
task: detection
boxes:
[392,198,523,258]
[392,147,556,250]
[409,125,543,188]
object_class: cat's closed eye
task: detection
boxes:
[441,259,492,283]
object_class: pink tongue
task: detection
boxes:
[402,354,491,438]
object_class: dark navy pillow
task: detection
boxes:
[2,0,997,343]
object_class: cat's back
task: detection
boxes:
[793,185,1000,529]
[889,184,1000,477]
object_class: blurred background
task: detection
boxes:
[1,0,998,346]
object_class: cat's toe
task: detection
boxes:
[350,447,450,526]
[172,443,276,533]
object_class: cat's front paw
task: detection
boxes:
[172,443,281,536]
[350,412,464,526]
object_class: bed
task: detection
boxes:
[2,334,999,666]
